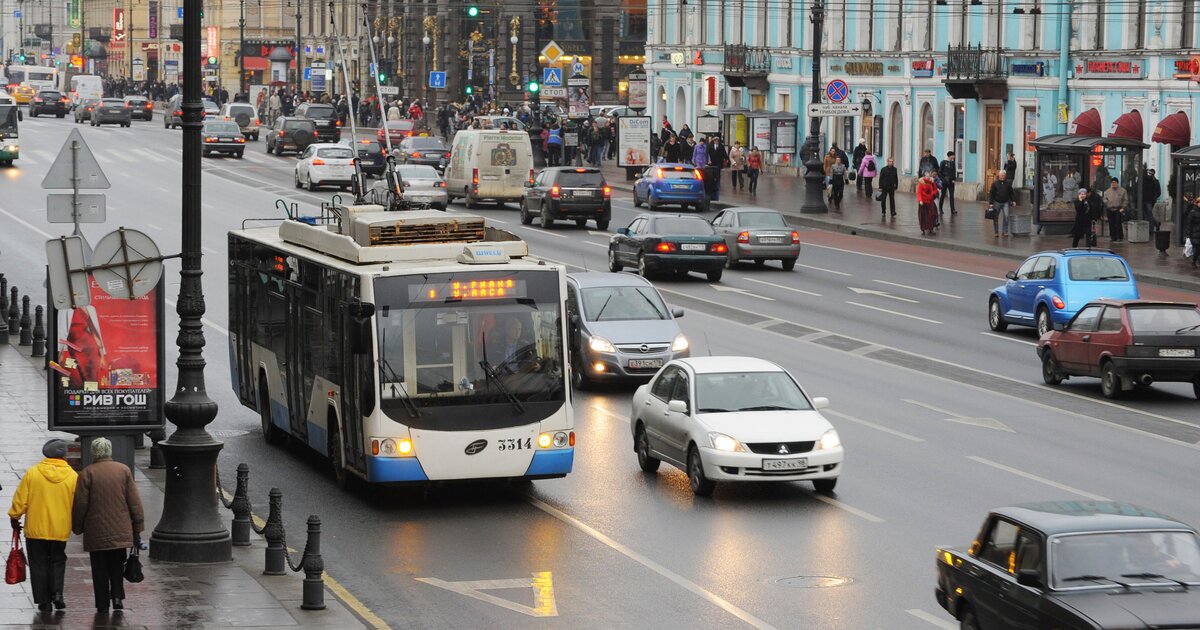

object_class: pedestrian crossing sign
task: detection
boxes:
[543,68,562,87]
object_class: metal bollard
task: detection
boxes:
[7,287,18,338]
[148,429,167,469]
[262,488,286,576]
[0,274,8,338]
[300,515,326,610]
[18,296,31,346]
[32,306,45,357]
[230,464,252,547]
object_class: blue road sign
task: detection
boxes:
[571,61,585,76]
[14,9,21,17]
[177,7,183,18]
[543,67,562,86]
[826,79,849,103]
[429,71,447,89]
[303,67,312,80]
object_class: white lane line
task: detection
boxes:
[485,217,509,224]
[848,286,919,304]
[906,609,957,630]
[155,186,172,193]
[873,280,963,299]
[980,331,1037,346]
[711,286,775,302]
[0,206,54,238]
[202,246,219,255]
[845,301,942,324]
[823,409,925,443]
[803,490,887,523]
[583,241,607,248]
[589,406,629,423]
[146,223,163,231]
[798,263,852,276]
[517,226,569,239]
[965,456,1111,501]
[114,151,140,163]
[804,242,1003,281]
[742,277,822,297]
[525,496,779,630]
[903,399,1014,433]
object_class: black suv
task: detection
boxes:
[265,117,318,156]
[29,90,69,117]
[521,167,612,230]
[294,102,341,142]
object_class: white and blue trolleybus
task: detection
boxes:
[228,207,573,487]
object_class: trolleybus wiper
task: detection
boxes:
[379,357,420,418]
[480,332,526,414]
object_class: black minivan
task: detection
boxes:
[294,102,341,143]
[521,167,612,230]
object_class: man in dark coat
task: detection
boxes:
[878,157,899,218]
[1141,168,1161,226]
[707,137,729,201]
[852,138,868,192]
[1071,189,1094,247]
[938,151,958,216]
[831,143,849,172]
[661,133,682,162]
[918,149,939,177]
[1004,151,1018,182]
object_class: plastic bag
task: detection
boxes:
[1186,238,1195,258]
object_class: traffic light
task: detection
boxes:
[465,85,474,95]
[378,71,387,83]
[17,50,26,62]
[526,79,540,94]
[206,55,218,66]
[467,5,479,17]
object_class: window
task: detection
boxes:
[695,371,812,413]
[1052,531,1200,588]
[1134,0,1146,49]
[580,286,671,321]
[925,0,935,49]
[651,367,679,400]
[1014,531,1043,577]
[653,217,716,234]
[1185,0,1196,48]
[895,0,904,50]
[1094,0,1105,48]
[1097,307,1124,333]
[1015,257,1039,280]
[920,104,935,159]
[1030,256,1053,280]
[1128,307,1200,333]
[736,211,788,227]
[671,371,690,405]
[1068,305,1104,332]
[1067,257,1129,281]
[979,519,1021,570]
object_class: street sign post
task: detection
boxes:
[378,85,399,96]
[42,129,111,254]
[428,71,446,89]
[825,79,849,103]
[540,41,564,65]
[627,70,647,110]
[542,67,562,87]
[808,102,863,117]
[47,194,106,224]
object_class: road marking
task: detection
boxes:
[980,331,1038,346]
[588,230,611,237]
[485,217,508,224]
[798,263,852,276]
[802,490,887,523]
[848,286,919,303]
[804,242,1002,281]
[202,246,219,255]
[590,405,630,423]
[114,151,139,163]
[524,495,778,629]
[742,277,822,297]
[711,285,775,301]
[823,409,925,442]
[845,301,942,324]
[155,186,171,193]
[517,226,569,239]
[904,399,1014,433]
[906,608,957,629]
[0,206,54,238]
[583,241,606,248]
[965,456,1111,501]
[163,298,229,337]
[873,280,962,299]
[417,572,558,617]
[146,223,162,231]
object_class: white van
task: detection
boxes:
[68,75,103,107]
[445,129,533,208]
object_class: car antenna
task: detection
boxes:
[703,332,712,357]
[580,253,589,272]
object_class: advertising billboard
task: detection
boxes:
[617,116,652,167]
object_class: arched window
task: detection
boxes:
[889,102,904,162]
[919,103,935,159]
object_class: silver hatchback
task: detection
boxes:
[567,272,689,389]
[711,207,800,271]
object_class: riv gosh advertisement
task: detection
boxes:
[48,276,165,432]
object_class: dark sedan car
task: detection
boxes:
[1038,299,1200,399]
[91,98,132,127]
[936,502,1200,630]
[73,98,100,123]
[295,102,341,142]
[521,167,611,230]
[608,214,728,282]
[29,90,70,117]
[202,121,247,158]
[123,95,153,121]
[711,207,800,270]
[345,139,385,176]
[392,136,451,171]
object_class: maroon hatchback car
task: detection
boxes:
[1038,299,1200,399]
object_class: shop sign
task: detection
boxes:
[148,1,158,39]
[206,26,219,59]
[1011,61,1045,77]
[112,8,126,44]
[617,116,652,167]
[844,62,884,76]
[1173,57,1200,81]
[752,117,771,151]
[775,57,793,70]
[1075,59,1143,79]
[670,52,685,65]
[911,59,934,78]
[702,75,719,110]
[627,70,647,109]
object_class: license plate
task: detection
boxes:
[576,190,595,198]
[762,458,808,471]
[1159,348,1196,357]
[760,237,786,244]
[628,359,663,369]
[412,196,431,202]
[672,184,692,190]
[681,243,705,251]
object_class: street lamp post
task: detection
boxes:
[148,0,233,564]
[800,0,828,214]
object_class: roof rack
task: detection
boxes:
[1059,247,1117,254]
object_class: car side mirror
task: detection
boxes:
[347,302,376,354]
[616,227,630,236]
[668,400,689,414]
[524,180,533,188]
[1005,271,1018,280]
[811,396,830,410]
[671,307,685,318]
[1016,569,1042,589]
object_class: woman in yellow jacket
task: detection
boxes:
[8,439,78,613]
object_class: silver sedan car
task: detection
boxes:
[710,207,800,270]
[566,272,689,389]
[370,164,448,210]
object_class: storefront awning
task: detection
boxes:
[1030,134,1149,152]
[1067,108,1102,137]
[1108,110,1143,141]
[242,57,270,70]
[1152,111,1191,147]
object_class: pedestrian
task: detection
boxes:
[822,148,836,181]
[829,157,848,208]
[916,171,939,234]
[546,123,563,166]
[1004,151,1018,182]
[682,136,696,164]
[938,151,958,215]
[1142,168,1161,226]
[8,439,77,613]
[692,135,709,169]
[729,141,746,191]
[387,101,402,121]
[1102,177,1129,242]
[72,438,145,614]
[746,145,762,195]
[1071,188,1093,247]
[268,90,282,126]
[878,156,898,218]
[857,152,878,197]
[918,149,939,178]
[989,170,1016,237]
[852,138,868,192]
[678,123,693,142]
[831,143,849,171]
[1186,196,1200,267]
[708,137,728,200]
[661,133,682,162]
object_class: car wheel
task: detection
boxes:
[164,118,169,129]
[1036,307,1052,337]
[988,297,1009,332]
[520,202,533,225]
[294,172,302,188]
[307,175,318,191]
[541,203,555,229]
[57,114,65,119]
[202,150,210,157]
[253,133,259,141]
[701,198,711,213]
[637,253,650,278]
[1193,379,1200,401]
[464,188,477,209]
[608,248,622,272]
[781,257,797,271]
[1100,361,1123,399]
[687,445,715,497]
[635,425,660,473]
[706,268,723,283]
[647,193,657,212]
[725,252,739,269]
[259,377,284,446]
[1041,351,1064,385]
[596,219,609,231]
[632,189,643,207]
[236,151,244,159]
[813,478,837,493]
[571,357,591,391]
[959,606,980,630]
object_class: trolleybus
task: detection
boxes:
[228,206,573,487]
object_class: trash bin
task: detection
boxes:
[703,165,720,200]
[1009,213,1032,236]
[1125,220,1150,243]
[1155,229,1172,252]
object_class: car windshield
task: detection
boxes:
[557,172,604,187]
[228,104,254,114]
[284,120,314,130]
[39,92,62,99]
[205,122,240,133]
[695,371,813,413]
[316,147,354,159]
[406,138,446,149]
[1068,256,1130,281]
[398,165,439,179]
[659,169,697,180]
[654,218,715,235]
[581,286,670,321]
[737,211,788,228]
[385,121,414,130]
[1051,530,1200,588]
[1127,306,1200,333]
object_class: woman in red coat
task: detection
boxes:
[916,173,939,235]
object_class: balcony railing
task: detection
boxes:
[945,44,1007,81]
[723,44,771,75]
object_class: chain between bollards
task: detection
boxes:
[256,488,325,610]
[214,463,253,547]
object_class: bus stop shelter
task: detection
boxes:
[1169,144,1200,247]
[1030,134,1147,234]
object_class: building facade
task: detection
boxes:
[646,0,1200,198]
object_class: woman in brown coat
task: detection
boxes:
[72,438,145,613]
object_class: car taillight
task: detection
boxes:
[124,104,130,109]
[146,103,153,109]
[472,168,479,186]
[602,186,611,198]
[410,151,422,158]
[253,117,258,124]
[278,130,285,137]
[694,169,703,180]
[435,181,445,188]
[737,231,750,244]
[61,98,70,103]
[1051,296,1066,310]
[656,168,664,179]
[312,158,326,166]
[33,99,42,103]
[712,243,728,253]
[529,169,535,185]
[655,242,676,253]
[550,185,561,199]
[313,131,319,137]
[204,136,217,142]
[235,137,246,143]
[175,110,183,116]
[792,230,801,244]
[335,119,342,126]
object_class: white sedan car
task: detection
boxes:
[294,143,357,191]
[630,356,843,496]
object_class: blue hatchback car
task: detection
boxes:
[988,249,1140,336]
[632,163,709,212]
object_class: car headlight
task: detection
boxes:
[818,429,841,450]
[671,334,689,352]
[588,336,616,353]
[708,432,746,452]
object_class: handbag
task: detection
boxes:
[847,171,856,181]
[5,528,26,585]
[985,204,998,220]
[875,191,884,201]
[123,547,144,583]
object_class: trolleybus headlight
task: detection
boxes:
[380,439,398,455]
[538,433,552,448]
[552,431,569,447]
[372,437,414,456]
[397,438,414,455]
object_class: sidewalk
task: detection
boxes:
[601,164,1200,293]
[0,342,365,629]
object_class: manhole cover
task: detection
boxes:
[209,429,250,438]
[774,575,853,588]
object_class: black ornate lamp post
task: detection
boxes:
[149,0,232,563]
[801,0,828,214]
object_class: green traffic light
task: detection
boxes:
[527,81,540,93]
[378,73,387,82]
[465,85,474,95]
[467,5,480,17]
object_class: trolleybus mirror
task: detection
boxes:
[347,302,375,354]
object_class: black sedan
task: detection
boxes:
[123,95,154,121]
[521,167,611,230]
[29,90,70,117]
[345,139,385,177]
[393,136,451,172]
[202,121,247,158]
[73,98,100,123]
[937,501,1200,629]
[608,214,728,282]
[91,98,132,127]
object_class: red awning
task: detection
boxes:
[1152,111,1191,146]
[1108,109,1143,141]
[1068,108,1102,137]
[241,57,295,70]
